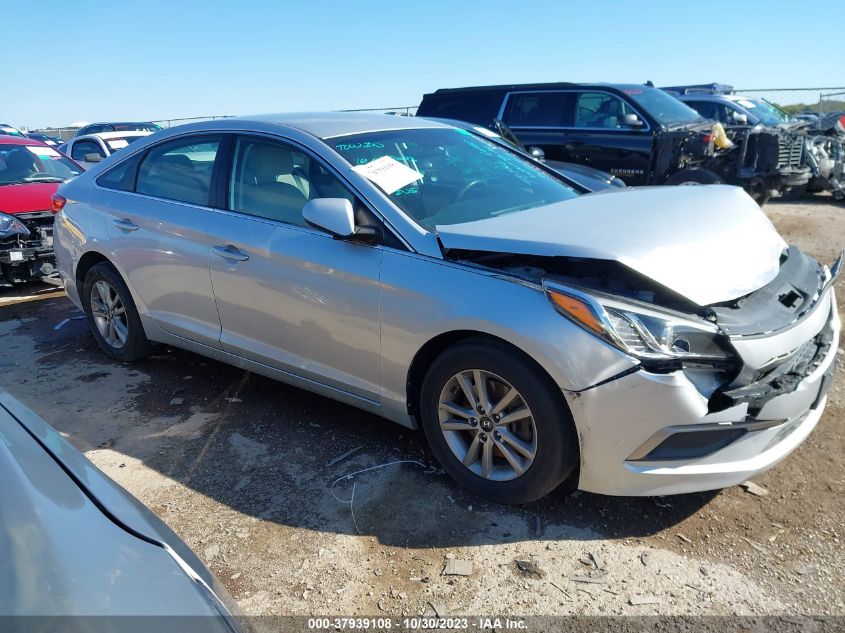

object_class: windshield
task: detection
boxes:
[735,98,791,126]
[0,144,82,185]
[105,136,145,152]
[330,128,579,230]
[623,88,704,126]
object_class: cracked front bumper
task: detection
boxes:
[567,288,840,496]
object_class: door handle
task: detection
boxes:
[212,245,249,262]
[112,218,139,232]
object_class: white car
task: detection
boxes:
[63,131,152,170]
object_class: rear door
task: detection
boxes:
[206,134,384,400]
[100,134,224,347]
[561,91,653,185]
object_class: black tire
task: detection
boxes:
[749,190,771,206]
[82,262,152,362]
[664,168,724,186]
[419,340,578,505]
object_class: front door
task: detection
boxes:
[562,91,653,185]
[206,135,383,400]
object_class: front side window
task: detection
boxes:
[136,136,220,205]
[71,140,105,161]
[575,92,634,128]
[104,136,146,153]
[330,127,578,231]
[506,92,570,127]
[229,137,353,227]
[0,143,81,184]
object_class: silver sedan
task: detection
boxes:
[53,113,841,504]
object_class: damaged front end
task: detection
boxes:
[446,241,841,494]
[706,125,811,202]
[0,211,58,286]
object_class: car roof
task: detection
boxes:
[235,112,450,139]
[679,94,755,104]
[425,82,649,95]
[0,134,47,146]
[75,131,153,141]
[83,121,157,126]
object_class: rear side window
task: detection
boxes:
[506,92,571,127]
[574,92,634,128]
[71,140,105,161]
[136,136,221,205]
[97,152,142,192]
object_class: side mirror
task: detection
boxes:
[302,198,355,238]
[527,146,545,162]
[621,113,645,128]
[83,153,103,163]
[731,112,748,124]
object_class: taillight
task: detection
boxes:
[51,194,67,214]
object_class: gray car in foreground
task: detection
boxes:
[53,113,841,504]
[0,390,241,629]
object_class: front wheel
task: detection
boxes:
[82,262,152,362]
[419,340,578,504]
[664,168,724,186]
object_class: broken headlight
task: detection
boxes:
[544,282,734,363]
[0,211,30,239]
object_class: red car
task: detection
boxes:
[0,134,82,287]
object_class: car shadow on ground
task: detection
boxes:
[5,289,716,551]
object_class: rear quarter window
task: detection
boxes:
[97,153,143,192]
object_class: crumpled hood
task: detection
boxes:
[437,185,787,306]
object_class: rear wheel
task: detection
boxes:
[664,168,724,186]
[419,340,578,504]
[82,262,152,362]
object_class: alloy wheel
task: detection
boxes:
[437,369,538,481]
[90,280,129,349]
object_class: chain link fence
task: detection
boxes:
[733,87,845,122]
[337,106,417,116]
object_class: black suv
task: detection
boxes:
[418,83,810,203]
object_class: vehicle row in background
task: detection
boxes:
[665,84,845,203]
[417,83,809,204]
[0,135,82,287]
[74,121,162,137]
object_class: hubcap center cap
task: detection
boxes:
[479,418,495,432]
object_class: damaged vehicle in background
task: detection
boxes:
[417,82,810,204]
[665,84,844,202]
[0,135,81,288]
[54,114,841,504]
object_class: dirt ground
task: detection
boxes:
[1,196,843,620]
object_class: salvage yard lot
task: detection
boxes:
[1,197,843,617]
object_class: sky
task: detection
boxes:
[5,0,843,129]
